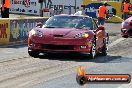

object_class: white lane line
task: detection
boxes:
[108,38,125,48]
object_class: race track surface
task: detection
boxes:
[0,23,131,88]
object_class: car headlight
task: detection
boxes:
[30,29,43,37]
[75,33,89,38]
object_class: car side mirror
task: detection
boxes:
[98,26,105,30]
[36,22,43,28]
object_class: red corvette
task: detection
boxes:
[121,16,132,38]
[28,15,109,59]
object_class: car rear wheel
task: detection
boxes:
[122,35,128,38]
[28,48,39,57]
[101,39,108,56]
[89,38,96,59]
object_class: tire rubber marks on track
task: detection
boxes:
[117,82,132,88]
[108,38,125,48]
[108,37,131,88]
[0,61,80,88]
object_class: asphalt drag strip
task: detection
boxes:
[0,23,131,88]
[27,38,132,88]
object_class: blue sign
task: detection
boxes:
[85,3,103,18]
[85,3,116,18]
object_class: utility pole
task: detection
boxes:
[69,5,71,14]
[75,0,77,13]
[40,2,43,17]
[38,0,44,17]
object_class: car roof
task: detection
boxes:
[54,14,92,19]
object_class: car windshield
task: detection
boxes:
[43,16,93,29]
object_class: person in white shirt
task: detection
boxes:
[74,6,86,16]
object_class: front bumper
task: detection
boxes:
[28,39,92,53]
[121,28,132,37]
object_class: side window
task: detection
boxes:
[84,18,93,30]
[76,18,93,30]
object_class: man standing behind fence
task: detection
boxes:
[1,0,10,18]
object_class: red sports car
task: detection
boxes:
[28,15,109,59]
[121,16,132,38]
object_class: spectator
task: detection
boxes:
[74,5,86,16]
[122,0,131,20]
[97,2,108,25]
[1,0,10,18]
[49,8,54,17]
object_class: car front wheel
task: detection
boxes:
[28,48,39,57]
[89,39,96,59]
[122,35,128,38]
[101,39,108,56]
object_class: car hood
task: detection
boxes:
[35,28,92,37]
[125,16,132,22]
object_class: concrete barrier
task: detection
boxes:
[0,19,10,44]
[0,17,48,45]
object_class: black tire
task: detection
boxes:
[106,33,109,44]
[89,37,96,59]
[122,35,128,38]
[101,39,107,56]
[28,48,39,57]
[101,33,109,56]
